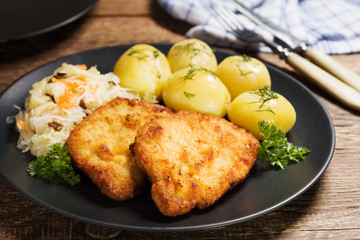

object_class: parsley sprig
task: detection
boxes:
[27,143,80,186]
[258,121,310,169]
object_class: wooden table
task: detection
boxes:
[1,0,359,239]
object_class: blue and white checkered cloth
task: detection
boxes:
[158,0,360,54]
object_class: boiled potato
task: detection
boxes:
[162,66,230,117]
[167,39,217,72]
[113,44,171,102]
[227,87,296,139]
[216,55,271,100]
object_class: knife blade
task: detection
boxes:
[231,0,304,51]
[230,0,360,93]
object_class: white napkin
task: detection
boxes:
[158,0,360,54]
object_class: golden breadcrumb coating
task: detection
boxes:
[131,110,259,216]
[66,97,173,201]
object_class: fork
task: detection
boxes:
[211,5,360,111]
[211,5,286,55]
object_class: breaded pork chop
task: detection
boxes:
[66,97,173,201]
[131,110,260,216]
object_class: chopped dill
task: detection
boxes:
[127,47,161,79]
[127,47,160,61]
[184,91,196,99]
[255,107,276,114]
[239,54,252,62]
[248,86,278,114]
[235,54,253,77]
[174,41,211,59]
[180,65,217,83]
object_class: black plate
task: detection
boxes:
[0,0,98,43]
[0,44,335,231]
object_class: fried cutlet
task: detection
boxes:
[66,97,173,201]
[131,110,260,216]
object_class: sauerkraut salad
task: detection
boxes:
[15,63,139,157]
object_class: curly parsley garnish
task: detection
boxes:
[258,121,311,169]
[27,143,80,186]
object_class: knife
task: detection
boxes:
[231,0,360,93]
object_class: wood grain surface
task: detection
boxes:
[1,0,360,239]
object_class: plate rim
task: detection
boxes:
[0,0,99,43]
[0,43,336,232]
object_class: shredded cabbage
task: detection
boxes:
[15,63,139,157]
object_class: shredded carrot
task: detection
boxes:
[17,120,25,129]
[76,64,87,70]
[78,75,86,82]
[90,83,99,91]
[52,79,76,88]
[52,79,86,109]
[57,91,81,109]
